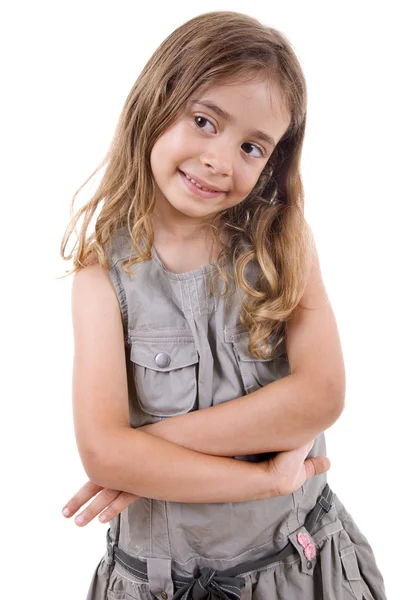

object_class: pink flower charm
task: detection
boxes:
[297,531,316,561]
[297,532,311,548]
[304,543,316,560]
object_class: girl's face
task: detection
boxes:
[150,77,291,234]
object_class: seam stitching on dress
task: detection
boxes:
[171,538,277,566]
[297,485,304,528]
[340,548,356,558]
[287,491,297,536]
[201,265,210,315]
[315,524,343,546]
[114,562,149,586]
[163,501,172,558]
[130,339,196,345]
[193,273,201,316]
[151,257,218,280]
[233,344,250,392]
[111,264,129,336]
[129,328,193,334]
[184,274,193,314]
[149,498,153,557]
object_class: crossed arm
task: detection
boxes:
[71,232,345,504]
[63,373,338,524]
[137,369,342,457]
[64,304,342,521]
[133,238,345,456]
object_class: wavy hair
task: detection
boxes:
[60,10,313,359]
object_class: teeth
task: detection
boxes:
[184,172,212,192]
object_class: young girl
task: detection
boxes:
[60,11,386,600]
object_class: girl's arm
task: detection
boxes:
[138,364,342,456]
[72,264,278,503]
[139,239,345,455]
[87,426,275,503]
[63,439,330,526]
[72,239,339,502]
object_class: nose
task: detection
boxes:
[200,143,233,177]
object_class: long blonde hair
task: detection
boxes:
[60,11,313,359]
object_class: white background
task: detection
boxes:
[1,1,398,598]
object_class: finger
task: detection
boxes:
[97,491,140,525]
[74,488,122,527]
[303,456,331,481]
[62,480,104,518]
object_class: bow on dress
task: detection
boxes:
[172,566,245,600]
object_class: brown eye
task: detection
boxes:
[194,116,215,132]
[242,142,265,158]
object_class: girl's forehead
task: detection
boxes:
[186,77,291,126]
[193,73,281,98]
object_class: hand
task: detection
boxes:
[62,425,154,527]
[61,480,140,527]
[259,440,331,497]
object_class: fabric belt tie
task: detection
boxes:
[106,483,334,600]
[172,567,244,599]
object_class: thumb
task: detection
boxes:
[303,456,331,480]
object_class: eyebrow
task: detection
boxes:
[189,99,277,150]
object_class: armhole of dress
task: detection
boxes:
[108,260,129,344]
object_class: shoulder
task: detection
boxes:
[72,263,120,317]
[70,266,130,472]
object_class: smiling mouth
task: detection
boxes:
[180,170,224,193]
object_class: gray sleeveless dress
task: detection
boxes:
[86,227,386,600]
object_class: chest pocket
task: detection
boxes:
[225,326,291,395]
[129,331,199,417]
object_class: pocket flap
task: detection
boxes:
[224,327,286,362]
[130,336,199,372]
[339,547,362,581]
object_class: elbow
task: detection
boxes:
[320,379,346,428]
[301,372,345,429]
[76,435,111,488]
[84,448,109,487]
[79,427,143,490]
[327,394,345,427]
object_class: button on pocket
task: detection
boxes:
[225,326,290,394]
[154,352,171,368]
[129,331,199,417]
